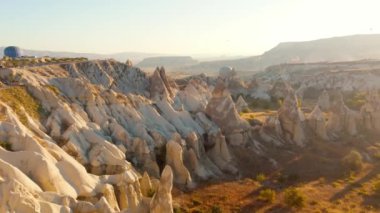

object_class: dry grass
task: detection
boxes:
[240,111,276,123]
[0,86,42,125]
[174,135,380,212]
[45,84,60,95]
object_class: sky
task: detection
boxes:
[1,0,380,56]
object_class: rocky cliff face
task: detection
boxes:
[2,59,379,212]
[0,60,243,212]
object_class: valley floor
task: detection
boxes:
[173,137,380,213]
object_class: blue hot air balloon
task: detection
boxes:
[4,46,23,58]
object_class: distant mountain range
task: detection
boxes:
[184,34,380,73]
[137,56,198,68]
[3,34,380,73]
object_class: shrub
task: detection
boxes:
[256,173,267,182]
[211,205,222,213]
[147,188,156,198]
[173,206,185,213]
[241,108,250,113]
[0,141,11,151]
[284,187,305,208]
[342,150,363,171]
[373,180,380,195]
[191,198,202,206]
[258,188,276,203]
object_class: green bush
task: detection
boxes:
[256,173,267,182]
[258,188,276,203]
[342,150,363,171]
[284,187,305,208]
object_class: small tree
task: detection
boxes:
[342,150,363,171]
[284,187,305,208]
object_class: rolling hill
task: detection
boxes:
[184,34,380,73]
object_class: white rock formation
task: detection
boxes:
[205,80,250,145]
[176,79,212,112]
[326,92,359,136]
[361,90,380,133]
[165,140,192,186]
[235,95,249,113]
[150,166,174,213]
[307,105,329,140]
[278,91,307,146]
[0,61,181,212]
[318,90,330,111]
[150,67,176,101]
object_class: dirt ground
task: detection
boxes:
[173,136,380,213]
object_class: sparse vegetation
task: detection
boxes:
[210,205,222,213]
[249,98,280,110]
[256,173,267,182]
[191,198,202,206]
[239,112,255,122]
[46,85,60,95]
[0,141,11,151]
[0,56,88,68]
[284,187,305,208]
[258,188,276,203]
[173,206,186,213]
[342,150,363,171]
[147,188,156,198]
[0,86,43,125]
[345,92,366,110]
[373,179,380,195]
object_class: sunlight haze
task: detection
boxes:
[1,0,380,56]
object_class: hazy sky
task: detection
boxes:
[1,0,380,56]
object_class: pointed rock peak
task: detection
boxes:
[160,165,174,188]
[126,59,133,67]
[273,79,292,90]
[235,95,249,113]
[282,90,298,109]
[140,171,153,197]
[329,90,348,112]
[318,90,330,110]
[309,105,324,120]
[150,165,174,213]
[150,66,174,101]
[212,79,230,97]
[236,95,248,107]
